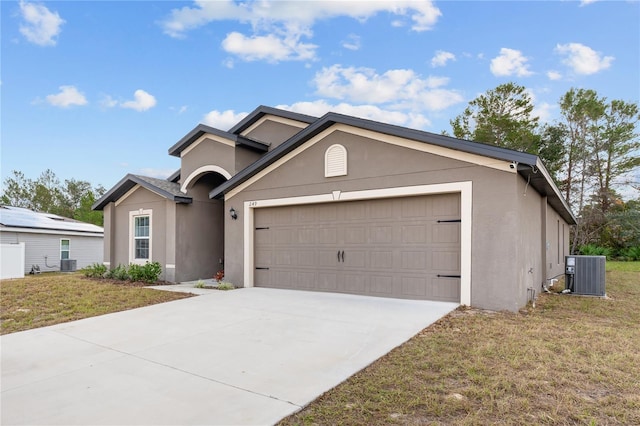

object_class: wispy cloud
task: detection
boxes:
[202,109,249,130]
[137,168,176,179]
[555,42,614,75]
[18,0,65,46]
[44,85,87,107]
[490,48,533,77]
[342,34,361,51]
[313,65,463,111]
[160,1,441,63]
[431,50,455,67]
[120,90,157,112]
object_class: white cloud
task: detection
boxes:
[138,168,176,179]
[342,34,361,51]
[555,42,614,75]
[580,0,598,6]
[431,50,455,67]
[100,95,118,108]
[221,31,316,62]
[313,65,463,111]
[276,100,432,129]
[120,90,157,111]
[202,109,249,130]
[18,0,65,46]
[532,102,556,124]
[45,85,87,107]
[547,70,562,81]
[161,1,441,62]
[490,48,533,77]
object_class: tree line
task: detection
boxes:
[0,170,105,226]
[1,83,638,256]
[450,83,639,258]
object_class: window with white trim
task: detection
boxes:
[325,144,347,177]
[130,209,152,263]
[60,239,70,260]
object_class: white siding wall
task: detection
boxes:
[0,231,103,274]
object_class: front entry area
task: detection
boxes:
[254,193,461,302]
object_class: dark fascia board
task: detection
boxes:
[168,124,237,157]
[167,169,181,183]
[228,105,318,135]
[92,174,192,211]
[210,111,575,224]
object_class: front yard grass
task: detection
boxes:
[281,261,640,425]
[0,272,193,335]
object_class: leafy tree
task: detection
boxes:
[451,82,540,153]
[0,170,104,226]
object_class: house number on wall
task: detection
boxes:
[248,201,258,207]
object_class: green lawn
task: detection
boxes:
[280,261,640,425]
[0,272,192,335]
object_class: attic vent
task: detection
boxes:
[325,144,347,177]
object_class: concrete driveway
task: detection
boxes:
[1,287,457,425]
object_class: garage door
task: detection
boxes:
[254,193,461,302]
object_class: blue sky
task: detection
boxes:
[2,0,638,193]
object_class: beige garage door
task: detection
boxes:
[254,193,461,302]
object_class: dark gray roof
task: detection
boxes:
[168,124,268,158]
[228,105,318,135]
[0,205,103,234]
[210,111,576,224]
[92,174,192,211]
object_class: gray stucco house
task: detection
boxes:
[0,205,104,275]
[93,106,575,312]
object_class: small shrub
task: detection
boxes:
[214,270,224,282]
[132,262,162,283]
[216,281,235,291]
[194,280,206,288]
[81,263,107,278]
[578,244,612,258]
[619,246,640,261]
[105,264,129,281]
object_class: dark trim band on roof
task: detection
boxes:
[228,105,318,135]
[168,124,269,158]
[209,111,576,225]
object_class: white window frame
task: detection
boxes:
[60,239,70,260]
[129,209,152,264]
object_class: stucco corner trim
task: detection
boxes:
[181,165,232,193]
[242,181,472,306]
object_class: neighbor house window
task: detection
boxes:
[129,209,152,264]
[60,239,70,260]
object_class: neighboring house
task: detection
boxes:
[0,206,104,274]
[93,106,575,312]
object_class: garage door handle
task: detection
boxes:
[437,274,461,278]
[341,250,345,262]
[337,250,341,262]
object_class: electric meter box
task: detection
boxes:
[564,255,606,296]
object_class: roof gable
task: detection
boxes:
[228,105,317,135]
[92,174,192,211]
[168,124,268,158]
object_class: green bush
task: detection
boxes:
[105,264,129,281]
[81,263,107,278]
[137,262,162,283]
[618,246,640,261]
[578,244,613,258]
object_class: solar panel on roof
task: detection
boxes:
[0,206,103,233]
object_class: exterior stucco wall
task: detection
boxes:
[0,231,103,273]
[235,146,263,172]
[103,202,115,266]
[175,175,225,282]
[243,119,307,150]
[180,137,236,183]
[546,202,569,279]
[224,129,531,311]
[111,187,171,280]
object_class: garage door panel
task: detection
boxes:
[402,251,428,270]
[432,223,460,243]
[254,193,461,302]
[402,224,427,243]
[370,275,394,296]
[370,251,393,269]
[341,273,366,293]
